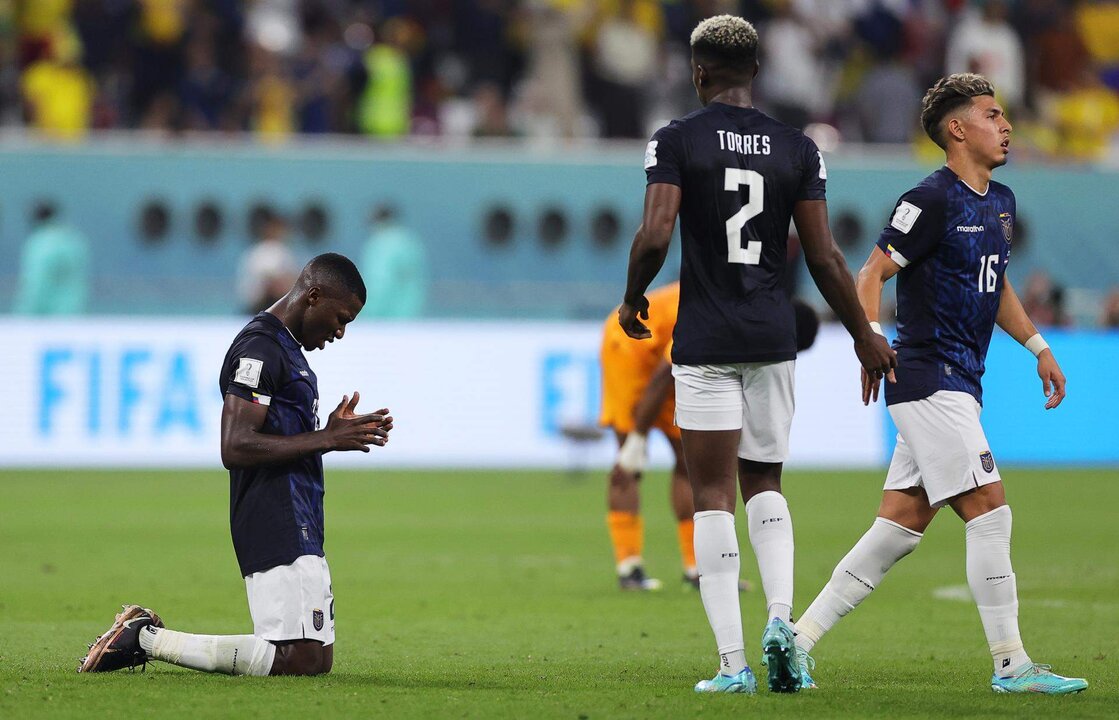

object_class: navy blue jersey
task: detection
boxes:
[645,102,826,364]
[876,167,1015,406]
[219,312,324,577]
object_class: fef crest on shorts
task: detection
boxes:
[999,212,1013,243]
[980,451,995,473]
[312,609,324,631]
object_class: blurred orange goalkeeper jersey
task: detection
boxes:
[599,282,680,438]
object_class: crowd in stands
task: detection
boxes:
[3,0,1119,158]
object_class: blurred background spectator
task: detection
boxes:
[945,0,1025,114]
[1102,288,1119,328]
[236,207,299,315]
[1021,270,1072,328]
[13,200,90,315]
[0,0,1111,159]
[360,203,428,320]
[1,0,1117,327]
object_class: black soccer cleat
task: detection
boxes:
[618,566,663,591]
[78,604,164,673]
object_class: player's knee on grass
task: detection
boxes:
[272,640,331,676]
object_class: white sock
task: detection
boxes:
[140,626,276,676]
[795,517,922,653]
[965,506,1031,677]
[694,510,746,674]
[745,491,794,623]
[617,556,642,576]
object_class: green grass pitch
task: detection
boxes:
[1,468,1115,719]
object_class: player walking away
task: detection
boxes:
[79,253,393,677]
[791,74,1088,695]
[618,15,895,694]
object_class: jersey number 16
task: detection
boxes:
[724,168,764,265]
[978,254,999,293]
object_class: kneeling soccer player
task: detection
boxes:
[791,76,1087,695]
[79,254,393,676]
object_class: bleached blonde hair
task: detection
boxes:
[689,15,759,67]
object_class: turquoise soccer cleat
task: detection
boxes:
[694,667,757,694]
[990,663,1088,694]
[796,646,818,690]
[761,618,801,693]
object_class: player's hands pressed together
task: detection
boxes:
[325,391,393,451]
[857,332,897,405]
[618,297,652,339]
[1037,349,1066,410]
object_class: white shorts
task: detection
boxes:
[244,555,335,645]
[672,360,795,463]
[884,390,1001,507]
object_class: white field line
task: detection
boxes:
[932,584,1117,611]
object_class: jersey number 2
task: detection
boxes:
[724,168,764,265]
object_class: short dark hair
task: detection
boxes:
[793,298,820,352]
[690,15,759,75]
[920,73,996,149]
[302,252,366,304]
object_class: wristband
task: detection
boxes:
[1024,333,1049,358]
[869,321,884,337]
[616,432,648,473]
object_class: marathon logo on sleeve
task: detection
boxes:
[233,357,263,388]
[644,140,658,169]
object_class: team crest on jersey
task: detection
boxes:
[999,212,1013,243]
[979,451,995,473]
[312,609,324,631]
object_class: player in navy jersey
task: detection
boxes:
[80,253,393,677]
[618,15,895,694]
[792,75,1088,695]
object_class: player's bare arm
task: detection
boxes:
[794,199,896,384]
[615,361,674,476]
[632,362,673,436]
[220,392,390,469]
[855,245,903,404]
[996,278,1066,409]
[619,183,681,339]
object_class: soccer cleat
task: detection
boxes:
[78,604,164,673]
[694,667,757,694]
[683,573,752,593]
[761,617,801,693]
[990,663,1088,694]
[796,646,818,690]
[618,566,662,591]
